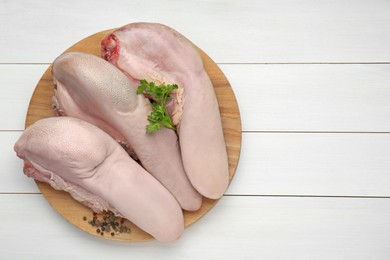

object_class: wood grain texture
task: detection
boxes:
[2,195,390,260]
[4,64,390,132]
[227,133,390,196]
[24,29,242,241]
[221,64,390,132]
[0,132,40,193]
[1,0,390,63]
[5,132,390,197]
[0,65,47,130]
[3,1,390,258]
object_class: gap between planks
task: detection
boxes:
[220,62,390,65]
[2,192,390,199]
[4,130,390,134]
[243,131,390,134]
[2,62,390,65]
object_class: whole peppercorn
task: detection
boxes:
[87,210,131,237]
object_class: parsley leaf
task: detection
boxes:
[136,80,178,134]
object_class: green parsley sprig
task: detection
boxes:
[136,79,178,134]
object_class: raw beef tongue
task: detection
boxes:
[101,23,229,199]
[52,52,202,211]
[14,117,184,242]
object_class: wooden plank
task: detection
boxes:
[221,64,390,132]
[227,133,390,196]
[1,195,390,259]
[1,0,390,63]
[0,132,39,193]
[5,131,390,197]
[0,65,48,130]
[3,64,390,132]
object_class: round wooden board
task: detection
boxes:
[25,29,242,242]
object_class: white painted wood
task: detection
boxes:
[1,195,390,260]
[1,0,390,63]
[0,132,39,193]
[0,65,48,130]
[2,1,390,257]
[227,133,390,196]
[5,131,390,197]
[3,64,390,132]
[221,64,390,131]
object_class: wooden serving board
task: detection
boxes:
[25,29,242,242]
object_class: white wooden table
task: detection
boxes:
[1,0,390,259]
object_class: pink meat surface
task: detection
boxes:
[101,23,229,199]
[52,52,201,211]
[14,117,184,242]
